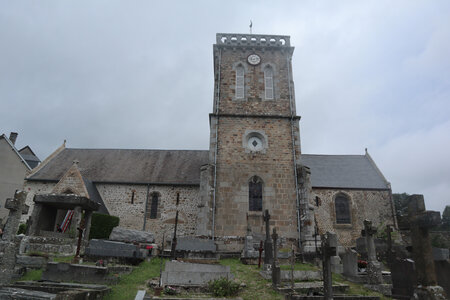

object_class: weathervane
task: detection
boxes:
[249,20,253,34]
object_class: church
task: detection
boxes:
[23,33,396,253]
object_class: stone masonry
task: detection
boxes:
[209,34,301,246]
[313,188,393,247]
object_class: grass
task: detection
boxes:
[280,262,318,271]
[220,258,284,300]
[332,273,392,300]
[17,269,43,281]
[104,258,164,300]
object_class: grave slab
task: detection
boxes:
[161,261,233,286]
[109,227,154,244]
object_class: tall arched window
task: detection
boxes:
[335,193,351,224]
[264,66,274,99]
[149,192,159,219]
[249,176,263,211]
[236,65,245,99]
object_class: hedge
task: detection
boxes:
[89,213,120,240]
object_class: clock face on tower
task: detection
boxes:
[247,54,261,66]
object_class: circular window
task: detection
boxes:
[248,136,263,151]
[243,130,267,153]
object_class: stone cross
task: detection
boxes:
[407,195,441,287]
[385,225,394,265]
[263,209,273,266]
[271,227,280,287]
[0,190,28,284]
[321,231,337,300]
[2,191,28,242]
[361,219,382,284]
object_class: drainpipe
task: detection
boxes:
[211,48,222,240]
[143,183,150,231]
[287,52,302,250]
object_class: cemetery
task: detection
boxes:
[0,190,448,299]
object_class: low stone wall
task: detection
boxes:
[21,236,76,255]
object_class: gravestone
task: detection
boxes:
[0,191,28,284]
[322,231,337,300]
[391,258,416,299]
[271,228,280,287]
[361,220,383,284]
[343,248,358,278]
[263,209,273,268]
[407,195,446,299]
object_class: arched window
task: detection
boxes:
[235,65,245,99]
[264,66,274,99]
[249,176,263,211]
[335,194,351,224]
[149,193,159,219]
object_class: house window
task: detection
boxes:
[236,65,245,99]
[335,194,351,224]
[249,176,263,211]
[149,193,159,219]
[264,66,274,99]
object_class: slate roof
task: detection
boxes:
[300,154,389,190]
[83,178,109,214]
[19,146,41,169]
[27,148,209,185]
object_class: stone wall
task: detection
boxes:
[211,116,300,241]
[23,181,202,245]
[95,183,200,244]
[312,188,395,247]
[214,46,295,116]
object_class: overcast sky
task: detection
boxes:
[1,1,449,213]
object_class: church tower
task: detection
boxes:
[208,33,302,249]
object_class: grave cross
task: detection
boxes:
[0,190,28,284]
[2,191,28,242]
[361,219,383,284]
[407,195,441,287]
[263,209,273,266]
[361,220,377,262]
[385,225,394,265]
[321,231,337,300]
[271,227,280,287]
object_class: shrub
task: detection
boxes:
[89,213,120,239]
[164,286,177,295]
[17,223,27,235]
[208,277,240,297]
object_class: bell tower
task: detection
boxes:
[208,33,302,249]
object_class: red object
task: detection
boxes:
[146,245,153,249]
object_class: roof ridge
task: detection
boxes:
[65,148,209,152]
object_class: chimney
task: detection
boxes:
[9,132,18,145]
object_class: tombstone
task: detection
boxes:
[263,209,273,267]
[343,248,358,278]
[0,191,28,284]
[361,219,383,284]
[271,227,280,287]
[321,231,337,300]
[330,255,343,274]
[391,258,417,299]
[407,194,446,299]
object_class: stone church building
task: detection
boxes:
[23,33,396,252]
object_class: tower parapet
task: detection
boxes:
[216,33,291,47]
